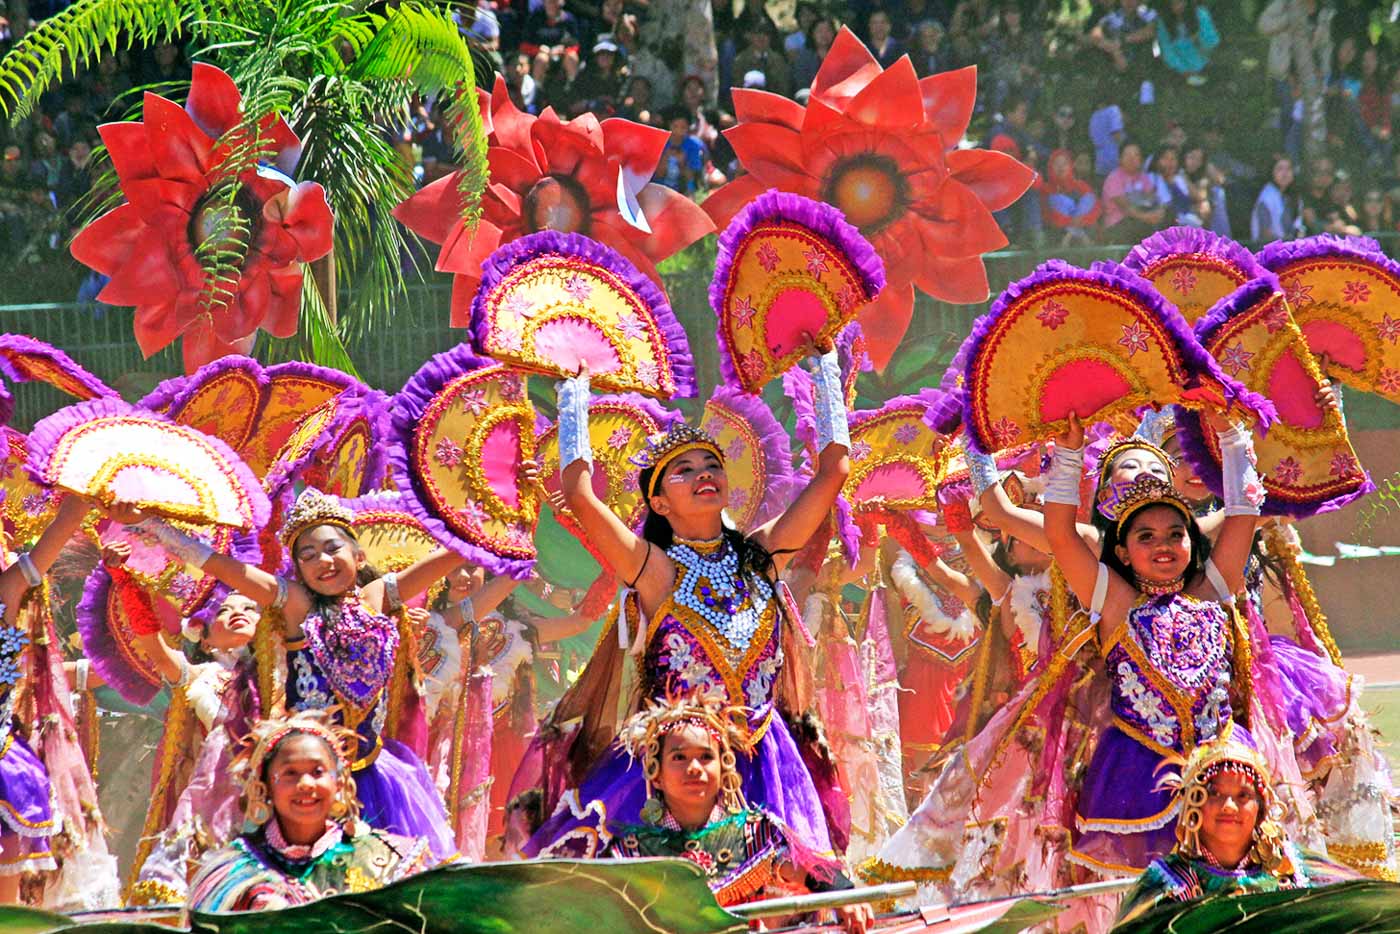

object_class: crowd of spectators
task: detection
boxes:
[0,0,1398,295]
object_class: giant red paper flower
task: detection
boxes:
[71,64,333,373]
[705,28,1035,370]
[393,76,714,327]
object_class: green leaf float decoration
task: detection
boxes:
[1113,880,1400,934]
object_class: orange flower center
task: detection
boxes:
[822,155,907,235]
[523,175,592,234]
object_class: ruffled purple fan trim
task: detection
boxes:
[599,392,683,433]
[262,388,391,500]
[0,382,12,428]
[1122,226,1269,282]
[388,343,534,579]
[710,190,885,393]
[26,396,271,529]
[833,494,860,567]
[957,260,1275,454]
[1192,274,1283,344]
[708,385,795,527]
[837,321,873,381]
[1256,233,1394,273]
[469,230,695,399]
[927,312,989,435]
[160,355,272,423]
[0,333,116,404]
[76,566,162,707]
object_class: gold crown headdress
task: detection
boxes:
[629,424,725,497]
[280,487,356,548]
[232,709,360,828]
[1155,730,1291,875]
[615,690,751,816]
[1101,474,1193,531]
[1095,437,1173,486]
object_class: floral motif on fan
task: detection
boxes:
[1258,235,1400,406]
[390,345,542,578]
[238,363,360,476]
[75,564,177,706]
[27,398,271,530]
[537,394,678,541]
[470,231,694,399]
[1177,276,1370,516]
[701,386,794,532]
[0,334,116,426]
[1122,228,1268,324]
[845,392,951,511]
[0,428,58,549]
[954,260,1270,453]
[711,191,885,394]
[159,356,270,453]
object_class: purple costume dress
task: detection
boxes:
[0,623,56,875]
[526,539,837,871]
[1069,591,1246,875]
[286,594,454,861]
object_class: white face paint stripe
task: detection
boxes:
[666,473,690,484]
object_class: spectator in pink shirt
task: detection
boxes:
[1100,141,1165,243]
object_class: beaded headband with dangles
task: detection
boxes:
[280,487,356,549]
[615,691,752,816]
[1095,437,1173,486]
[629,425,725,499]
[232,710,361,828]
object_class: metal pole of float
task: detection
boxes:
[727,881,918,920]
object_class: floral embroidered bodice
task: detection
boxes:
[1106,593,1234,756]
[643,539,782,711]
[287,593,398,761]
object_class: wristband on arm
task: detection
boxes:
[555,374,593,468]
[1217,423,1264,516]
[1043,445,1085,507]
[808,349,851,453]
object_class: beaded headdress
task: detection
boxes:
[280,486,356,548]
[615,691,751,816]
[1103,474,1193,531]
[629,424,725,498]
[1095,437,1173,486]
[232,709,360,827]
[1156,730,1291,875]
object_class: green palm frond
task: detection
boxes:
[0,0,186,121]
[347,2,488,229]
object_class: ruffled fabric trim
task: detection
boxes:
[1123,226,1271,283]
[74,567,163,708]
[0,333,117,407]
[889,550,975,643]
[705,385,795,529]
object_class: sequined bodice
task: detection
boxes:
[643,540,782,709]
[287,595,398,756]
[1106,594,1234,755]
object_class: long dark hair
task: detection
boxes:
[1099,505,1211,588]
[637,462,782,582]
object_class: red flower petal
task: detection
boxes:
[438,217,502,275]
[132,300,190,358]
[393,172,467,244]
[185,62,243,140]
[271,181,333,261]
[919,67,978,146]
[946,148,1036,212]
[732,88,806,132]
[142,91,212,185]
[601,118,669,180]
[181,318,254,372]
[122,176,203,229]
[70,205,144,274]
[98,228,183,306]
[484,181,523,224]
[810,27,882,107]
[625,184,715,262]
[856,281,915,371]
[263,265,305,337]
[488,142,545,196]
[488,76,535,154]
[221,269,270,340]
[449,274,478,329]
[257,112,303,176]
[724,122,810,183]
[914,254,990,304]
[700,174,770,230]
[846,57,925,130]
[910,178,1009,257]
[98,121,156,188]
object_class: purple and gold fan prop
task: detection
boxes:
[701,386,794,532]
[711,191,885,394]
[1258,235,1400,406]
[27,397,270,530]
[1122,227,1270,325]
[845,392,953,512]
[0,333,117,426]
[262,389,390,502]
[537,393,680,543]
[0,428,59,549]
[470,231,694,400]
[948,260,1274,454]
[1176,275,1371,517]
[390,345,542,579]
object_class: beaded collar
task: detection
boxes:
[666,538,774,653]
[265,818,342,864]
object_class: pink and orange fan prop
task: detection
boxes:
[389,345,542,579]
[845,393,953,513]
[469,231,695,400]
[1258,235,1400,406]
[342,493,443,608]
[701,386,795,533]
[0,428,59,549]
[1122,227,1271,325]
[947,260,1275,454]
[711,190,885,394]
[26,397,270,531]
[0,334,117,426]
[537,393,680,544]
[1175,274,1371,516]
